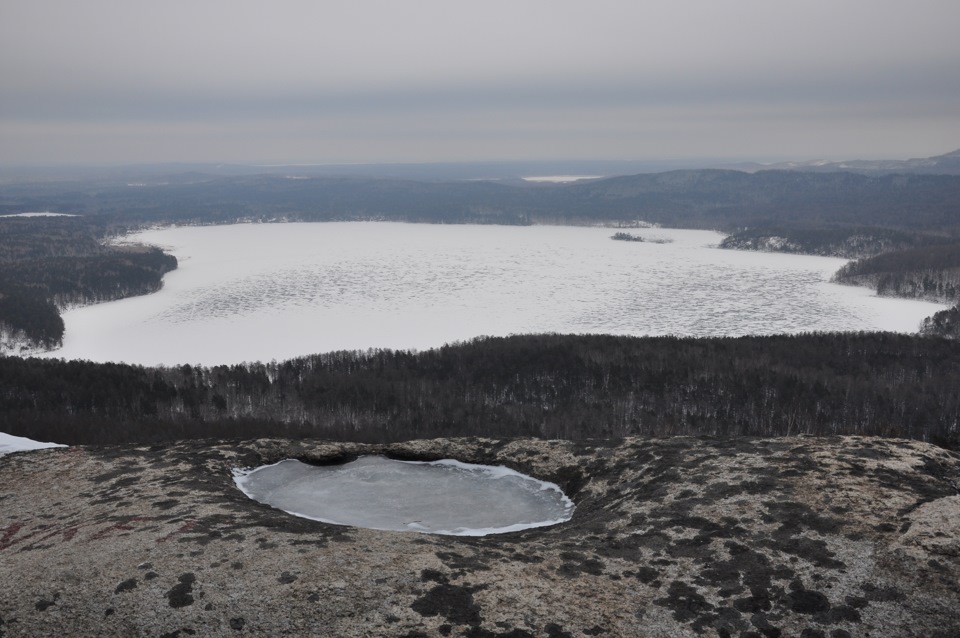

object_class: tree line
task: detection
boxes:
[718,226,954,259]
[2,333,958,449]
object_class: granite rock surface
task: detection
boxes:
[1,436,959,637]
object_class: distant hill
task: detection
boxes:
[3,168,960,233]
[560,170,960,231]
[732,149,960,175]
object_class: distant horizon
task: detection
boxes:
[1,147,956,173]
[3,1,958,167]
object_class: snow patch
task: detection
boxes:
[0,432,66,458]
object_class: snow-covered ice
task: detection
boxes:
[0,432,66,458]
[521,175,604,183]
[0,212,77,217]
[42,222,950,366]
[234,456,575,535]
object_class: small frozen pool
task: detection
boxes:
[233,455,575,536]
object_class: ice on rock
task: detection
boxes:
[233,456,575,535]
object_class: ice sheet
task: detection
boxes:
[42,223,950,366]
[234,456,575,535]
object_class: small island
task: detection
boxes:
[611,231,672,244]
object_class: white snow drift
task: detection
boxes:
[0,433,66,458]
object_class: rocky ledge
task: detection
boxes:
[1,436,959,637]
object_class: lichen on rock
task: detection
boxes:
[0,436,958,637]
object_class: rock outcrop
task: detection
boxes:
[1,436,959,637]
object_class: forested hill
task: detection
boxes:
[832,243,960,303]
[718,227,957,259]
[3,169,960,232]
[0,216,177,352]
[3,333,958,449]
[564,170,960,230]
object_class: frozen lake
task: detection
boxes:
[46,222,948,366]
[234,456,575,536]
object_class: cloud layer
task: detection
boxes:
[2,0,958,165]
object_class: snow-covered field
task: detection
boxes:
[44,222,949,366]
[234,456,575,535]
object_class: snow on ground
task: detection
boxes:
[0,433,66,457]
[0,326,50,356]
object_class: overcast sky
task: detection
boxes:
[2,0,958,166]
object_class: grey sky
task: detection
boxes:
[2,0,959,165]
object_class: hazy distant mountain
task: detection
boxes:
[730,149,960,175]
[3,167,960,233]
[0,159,722,184]
[5,150,959,184]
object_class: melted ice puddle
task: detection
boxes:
[233,456,575,536]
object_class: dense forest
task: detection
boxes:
[2,333,958,449]
[920,305,960,339]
